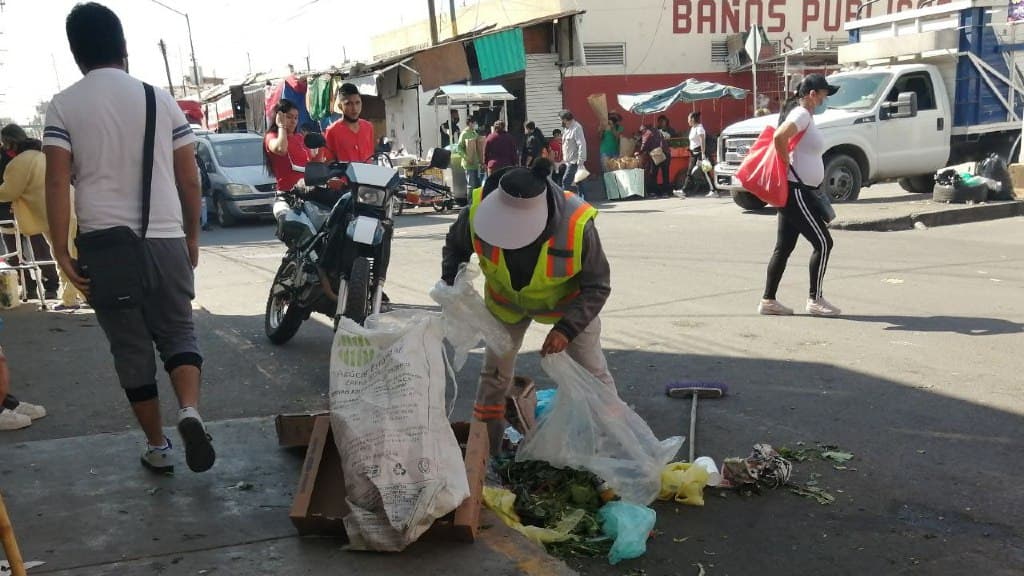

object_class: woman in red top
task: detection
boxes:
[264,99,311,191]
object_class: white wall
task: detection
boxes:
[570,0,922,77]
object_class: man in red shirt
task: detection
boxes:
[324,83,374,163]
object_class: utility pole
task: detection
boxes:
[159,40,175,97]
[51,53,62,91]
[448,0,458,37]
[149,1,200,97]
[427,0,439,46]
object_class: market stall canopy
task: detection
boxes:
[617,78,748,115]
[427,85,517,106]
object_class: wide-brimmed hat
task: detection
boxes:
[473,166,550,250]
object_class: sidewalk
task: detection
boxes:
[1,417,575,575]
[581,177,1024,230]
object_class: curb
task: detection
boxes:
[830,200,1024,231]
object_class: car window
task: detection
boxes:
[196,142,215,169]
[887,73,936,110]
[212,139,265,168]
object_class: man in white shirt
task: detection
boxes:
[559,110,588,196]
[44,2,214,474]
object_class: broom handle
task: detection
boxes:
[0,491,26,576]
[689,393,698,463]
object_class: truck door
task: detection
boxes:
[874,72,950,178]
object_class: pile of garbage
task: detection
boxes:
[934,153,1016,203]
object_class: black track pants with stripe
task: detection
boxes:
[763,184,834,301]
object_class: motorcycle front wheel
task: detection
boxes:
[265,259,308,345]
[343,256,372,326]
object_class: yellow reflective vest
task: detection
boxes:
[468,186,597,325]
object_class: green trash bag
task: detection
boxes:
[598,501,657,564]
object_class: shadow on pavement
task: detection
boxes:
[2,305,1022,575]
[842,314,1023,336]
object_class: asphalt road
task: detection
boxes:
[4,190,1022,574]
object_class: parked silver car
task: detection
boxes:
[195,133,277,226]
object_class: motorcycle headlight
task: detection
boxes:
[356,186,386,207]
[225,183,251,196]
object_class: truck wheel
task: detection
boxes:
[732,190,768,211]
[216,196,237,227]
[822,154,862,202]
[898,175,935,194]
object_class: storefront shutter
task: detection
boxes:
[525,53,562,137]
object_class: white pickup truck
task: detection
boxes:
[714,0,1024,210]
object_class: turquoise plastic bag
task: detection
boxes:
[598,501,656,564]
[535,389,557,420]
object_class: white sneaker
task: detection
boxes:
[141,437,174,473]
[758,299,794,316]
[0,408,31,431]
[806,297,842,317]
[178,407,216,473]
[14,401,46,420]
[706,191,718,198]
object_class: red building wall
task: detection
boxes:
[562,71,780,167]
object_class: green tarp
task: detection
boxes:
[617,78,748,115]
[474,28,526,80]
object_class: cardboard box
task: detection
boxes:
[1009,163,1024,198]
[289,415,349,536]
[287,416,489,542]
[505,375,537,435]
[275,412,328,448]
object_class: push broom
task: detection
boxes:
[665,382,728,463]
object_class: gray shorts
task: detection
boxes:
[94,238,201,398]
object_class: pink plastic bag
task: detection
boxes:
[735,126,805,208]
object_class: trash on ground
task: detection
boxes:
[229,481,255,491]
[516,354,683,505]
[659,462,709,506]
[598,501,657,565]
[0,561,46,571]
[788,484,836,505]
[777,443,854,464]
[882,278,905,284]
[720,444,792,490]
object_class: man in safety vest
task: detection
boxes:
[441,158,614,454]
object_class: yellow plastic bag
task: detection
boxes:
[659,462,709,506]
[482,486,585,545]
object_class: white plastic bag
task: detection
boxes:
[330,310,469,551]
[429,263,512,370]
[516,354,683,505]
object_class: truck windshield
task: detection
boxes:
[212,139,265,168]
[825,73,892,111]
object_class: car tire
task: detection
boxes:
[732,190,768,210]
[215,196,237,228]
[898,175,936,194]
[933,183,988,203]
[822,154,862,202]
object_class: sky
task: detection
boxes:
[0,0,458,124]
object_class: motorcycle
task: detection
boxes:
[264,134,452,344]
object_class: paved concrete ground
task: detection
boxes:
[2,186,1022,574]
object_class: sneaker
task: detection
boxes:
[141,437,174,473]
[706,191,719,198]
[758,299,794,316]
[13,401,46,420]
[178,407,216,473]
[806,297,842,317]
[0,408,31,431]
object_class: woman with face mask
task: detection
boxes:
[759,74,842,318]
